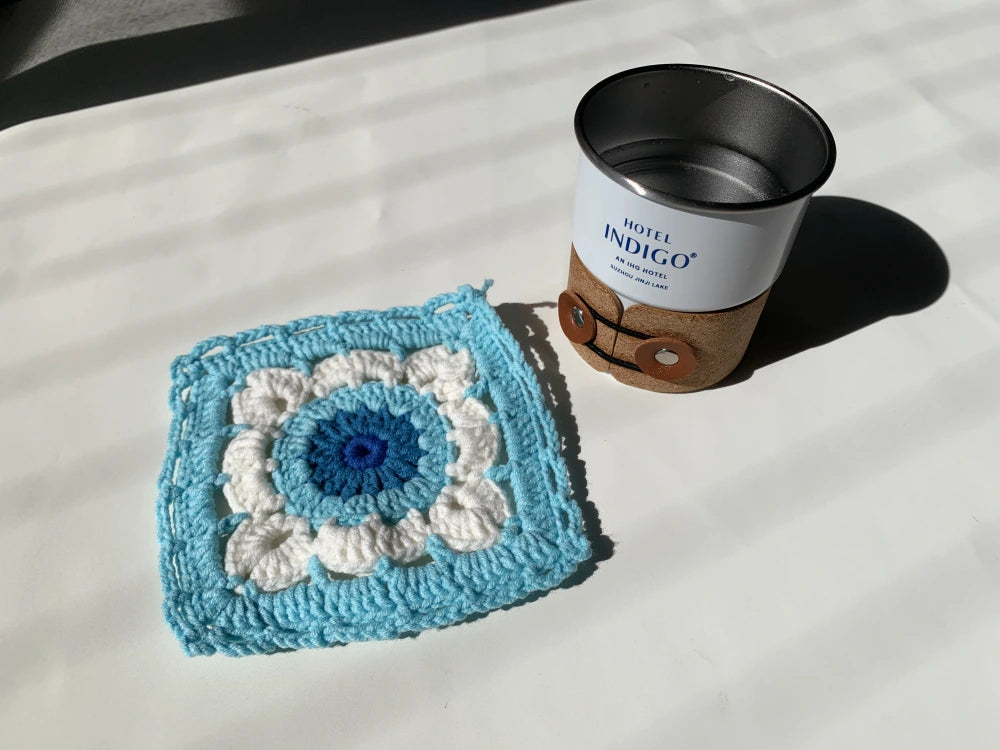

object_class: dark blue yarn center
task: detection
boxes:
[342,434,388,470]
[304,406,425,498]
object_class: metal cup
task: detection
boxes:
[560,64,836,391]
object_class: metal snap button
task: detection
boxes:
[634,337,696,381]
[558,291,597,344]
[653,348,680,366]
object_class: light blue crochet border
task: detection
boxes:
[156,282,591,656]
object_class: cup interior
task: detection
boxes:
[576,65,836,210]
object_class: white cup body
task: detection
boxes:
[573,154,810,312]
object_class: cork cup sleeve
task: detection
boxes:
[561,245,771,392]
[609,291,770,392]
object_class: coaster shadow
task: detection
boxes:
[497,300,613,572]
[718,196,950,385]
[437,302,612,633]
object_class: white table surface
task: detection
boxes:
[2,0,999,747]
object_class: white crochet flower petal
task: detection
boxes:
[439,397,499,482]
[314,510,430,576]
[225,514,314,592]
[311,351,403,397]
[221,428,285,516]
[231,368,311,429]
[379,509,432,562]
[403,346,475,404]
[428,479,509,553]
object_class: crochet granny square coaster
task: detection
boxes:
[157,282,591,655]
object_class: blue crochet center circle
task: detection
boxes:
[342,434,388,470]
[304,405,423,496]
[272,382,454,527]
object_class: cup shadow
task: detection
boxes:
[718,195,950,385]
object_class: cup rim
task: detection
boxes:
[574,64,837,213]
